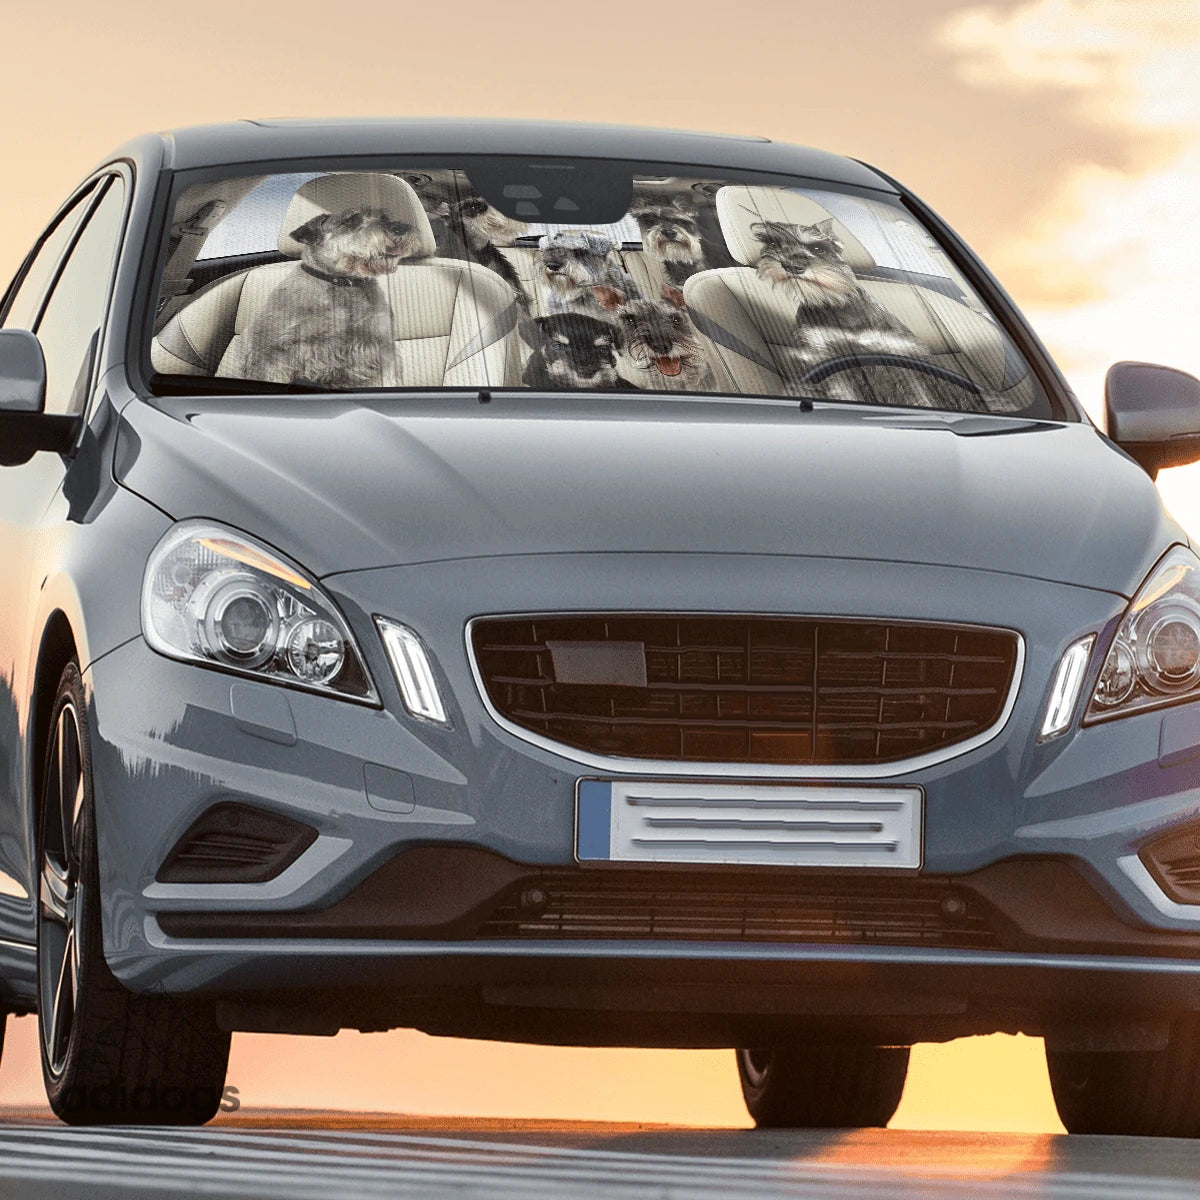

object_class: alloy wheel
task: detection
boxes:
[38,701,86,1079]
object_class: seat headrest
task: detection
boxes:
[278,173,437,258]
[716,185,875,272]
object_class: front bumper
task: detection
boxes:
[81,552,1200,1039]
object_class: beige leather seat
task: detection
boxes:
[153,173,525,388]
[683,185,1032,409]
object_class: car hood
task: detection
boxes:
[115,395,1181,594]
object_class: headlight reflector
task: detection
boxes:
[142,521,376,702]
[1087,546,1200,722]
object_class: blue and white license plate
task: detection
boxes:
[576,779,922,869]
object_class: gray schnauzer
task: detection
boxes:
[240,207,416,389]
[631,197,708,287]
[536,229,641,317]
[752,218,982,409]
[402,172,529,305]
[597,284,715,392]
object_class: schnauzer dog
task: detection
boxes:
[452,194,530,306]
[751,218,979,409]
[596,284,715,392]
[535,230,641,317]
[631,197,708,286]
[240,207,415,389]
[402,172,529,305]
[519,313,635,391]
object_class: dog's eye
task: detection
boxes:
[670,314,682,327]
[620,312,636,323]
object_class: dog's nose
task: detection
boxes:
[648,338,673,354]
[662,228,677,240]
[544,261,563,272]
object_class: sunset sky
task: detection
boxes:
[2,0,1198,1131]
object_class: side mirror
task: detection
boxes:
[1105,361,1200,478]
[0,329,80,467]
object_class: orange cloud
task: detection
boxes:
[937,1,1200,529]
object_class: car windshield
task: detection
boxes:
[148,158,1060,418]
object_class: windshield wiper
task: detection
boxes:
[150,374,350,396]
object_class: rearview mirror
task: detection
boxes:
[1105,361,1200,478]
[0,329,80,466]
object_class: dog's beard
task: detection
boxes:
[538,258,604,295]
[309,229,420,278]
[626,331,704,378]
[545,356,617,386]
[757,256,857,307]
[646,227,703,265]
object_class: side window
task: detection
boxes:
[0,183,97,332]
[34,177,126,417]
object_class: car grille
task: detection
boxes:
[478,871,1000,950]
[470,615,1018,765]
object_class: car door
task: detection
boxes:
[0,173,127,977]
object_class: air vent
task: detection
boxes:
[157,802,317,884]
[1140,824,1200,905]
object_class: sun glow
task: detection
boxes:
[939,1,1200,534]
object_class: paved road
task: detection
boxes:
[1,1109,1199,1199]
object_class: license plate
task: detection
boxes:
[576,779,922,869]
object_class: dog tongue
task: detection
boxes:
[655,356,683,377]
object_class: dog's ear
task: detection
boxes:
[583,232,616,257]
[813,218,837,237]
[589,284,626,311]
[288,213,333,246]
[661,284,686,310]
[669,198,698,218]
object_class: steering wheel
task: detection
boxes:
[798,353,982,398]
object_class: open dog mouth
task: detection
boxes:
[654,356,683,376]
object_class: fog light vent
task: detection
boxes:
[157,802,318,884]
[1139,824,1200,905]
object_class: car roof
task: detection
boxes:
[112,118,897,192]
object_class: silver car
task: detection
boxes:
[2,119,1200,1133]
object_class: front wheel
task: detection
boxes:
[736,1043,910,1128]
[1046,1021,1200,1136]
[36,662,231,1125]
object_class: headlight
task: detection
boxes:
[1086,545,1200,723]
[141,521,377,702]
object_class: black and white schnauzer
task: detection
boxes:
[240,207,416,389]
[536,230,641,317]
[520,313,635,391]
[752,218,977,408]
[631,197,708,286]
[597,284,715,392]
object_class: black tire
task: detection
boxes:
[736,1043,910,1128]
[36,662,231,1126]
[1046,1021,1200,1137]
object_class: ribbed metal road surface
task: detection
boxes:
[2,1115,1200,1200]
